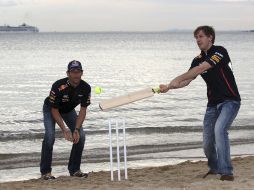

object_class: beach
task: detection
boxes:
[1,156,254,190]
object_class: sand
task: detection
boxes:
[1,156,254,190]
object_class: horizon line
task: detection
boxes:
[36,29,253,33]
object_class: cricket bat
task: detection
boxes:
[99,87,160,111]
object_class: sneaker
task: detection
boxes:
[70,170,88,178]
[220,175,234,181]
[203,171,217,179]
[41,173,56,180]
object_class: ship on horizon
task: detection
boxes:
[0,23,39,33]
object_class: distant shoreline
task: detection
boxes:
[244,30,254,32]
[1,30,252,33]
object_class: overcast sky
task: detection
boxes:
[0,0,253,32]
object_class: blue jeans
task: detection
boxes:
[40,104,86,175]
[203,100,240,176]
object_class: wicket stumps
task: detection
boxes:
[108,118,128,181]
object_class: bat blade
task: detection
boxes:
[99,88,155,111]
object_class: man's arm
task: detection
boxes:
[75,106,87,129]
[51,107,72,141]
[160,62,212,93]
[171,62,212,88]
[72,106,87,144]
[160,78,193,93]
[176,78,193,88]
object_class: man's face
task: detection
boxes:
[67,69,83,86]
[195,30,213,51]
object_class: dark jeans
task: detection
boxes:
[203,100,240,176]
[40,104,85,175]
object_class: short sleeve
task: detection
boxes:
[205,47,229,67]
[48,83,61,108]
[189,57,199,70]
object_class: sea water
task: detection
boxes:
[0,31,253,182]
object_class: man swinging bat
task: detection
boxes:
[160,26,241,181]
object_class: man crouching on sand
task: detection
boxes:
[160,26,241,181]
[40,60,91,180]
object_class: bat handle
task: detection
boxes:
[152,87,160,94]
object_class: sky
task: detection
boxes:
[0,0,253,32]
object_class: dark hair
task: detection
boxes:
[194,26,215,44]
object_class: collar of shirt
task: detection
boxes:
[201,45,216,56]
[67,80,80,89]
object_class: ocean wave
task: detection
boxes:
[0,125,253,142]
[0,138,254,170]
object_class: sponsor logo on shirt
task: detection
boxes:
[58,84,68,91]
[215,52,223,58]
[209,52,223,65]
[62,95,69,102]
[210,54,222,65]
[195,54,202,59]
[49,91,56,103]
[49,96,55,101]
[49,99,54,103]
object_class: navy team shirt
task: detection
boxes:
[190,45,241,106]
[44,77,91,113]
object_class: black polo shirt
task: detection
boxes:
[190,45,241,106]
[44,77,91,113]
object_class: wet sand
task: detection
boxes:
[1,156,254,190]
